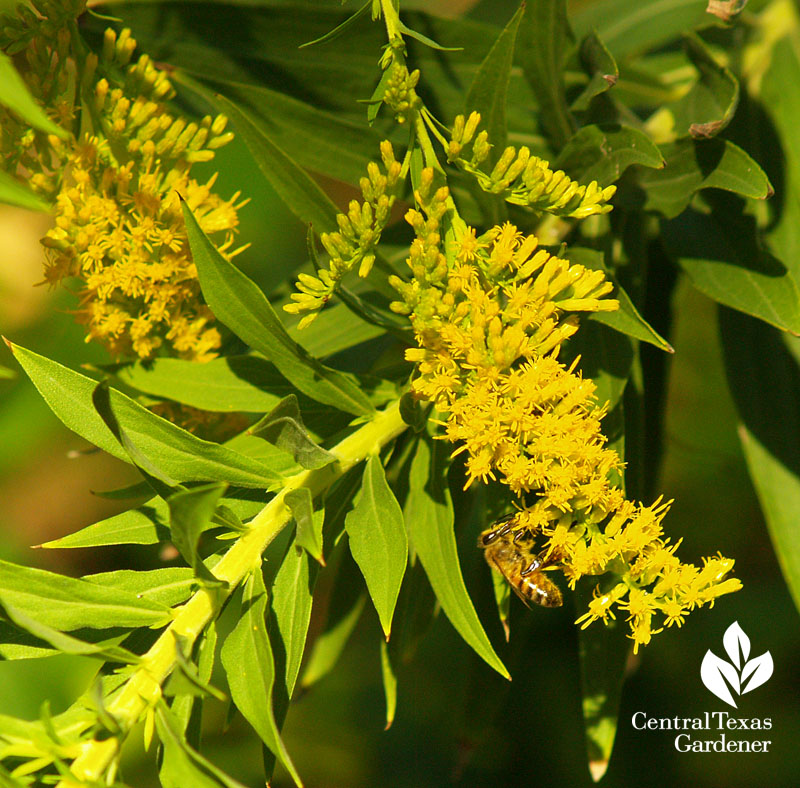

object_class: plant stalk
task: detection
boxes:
[59,398,407,786]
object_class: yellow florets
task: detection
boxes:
[392,166,740,649]
[1,23,244,362]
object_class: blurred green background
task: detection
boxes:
[1,0,798,786]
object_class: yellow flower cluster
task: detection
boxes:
[284,141,401,328]
[0,17,244,361]
[391,167,741,650]
[448,112,617,219]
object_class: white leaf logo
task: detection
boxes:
[701,621,773,707]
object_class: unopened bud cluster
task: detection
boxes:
[448,112,616,219]
[382,63,421,124]
[285,141,402,329]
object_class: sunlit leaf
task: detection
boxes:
[345,453,408,638]
[182,204,375,417]
[519,0,575,148]
[0,52,66,136]
[285,488,325,565]
[0,559,168,631]
[404,435,508,678]
[638,138,772,218]
[7,342,283,488]
[250,395,336,471]
[220,570,302,787]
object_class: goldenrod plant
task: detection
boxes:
[0,0,798,786]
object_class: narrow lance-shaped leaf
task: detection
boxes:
[568,246,672,352]
[299,0,372,49]
[181,204,374,417]
[285,488,325,566]
[0,169,51,212]
[157,704,249,788]
[380,638,398,731]
[0,559,169,631]
[405,435,509,678]
[576,580,631,782]
[345,453,408,638]
[519,0,576,149]
[464,4,524,160]
[92,379,180,498]
[271,538,320,700]
[6,341,284,488]
[0,52,66,137]
[250,395,336,471]
[0,600,139,665]
[167,483,229,586]
[211,93,339,232]
[220,570,303,787]
[663,208,800,335]
[719,308,800,615]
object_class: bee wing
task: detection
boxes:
[488,555,532,610]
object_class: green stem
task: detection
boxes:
[59,399,407,786]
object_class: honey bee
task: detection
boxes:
[479,514,563,608]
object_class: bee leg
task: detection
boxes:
[520,557,542,576]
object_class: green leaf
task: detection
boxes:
[405,435,508,678]
[576,580,630,782]
[84,568,196,608]
[112,355,286,413]
[182,203,375,417]
[638,138,773,219]
[394,17,462,52]
[220,570,302,787]
[285,302,384,359]
[0,559,169,630]
[571,31,619,113]
[0,52,67,137]
[250,395,336,471]
[41,494,265,549]
[570,0,711,58]
[663,208,800,334]
[92,379,181,495]
[157,704,249,788]
[464,4,524,159]
[270,538,320,700]
[211,91,339,232]
[556,125,664,186]
[344,454,408,638]
[7,342,284,488]
[300,592,365,690]
[566,247,671,352]
[177,623,218,745]
[177,74,386,187]
[379,638,398,730]
[168,483,229,584]
[490,565,511,642]
[0,601,138,664]
[299,0,371,48]
[667,34,739,140]
[0,169,51,212]
[719,308,800,616]
[165,633,226,701]
[519,0,575,149]
[285,488,325,566]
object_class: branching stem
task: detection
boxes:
[59,399,407,786]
